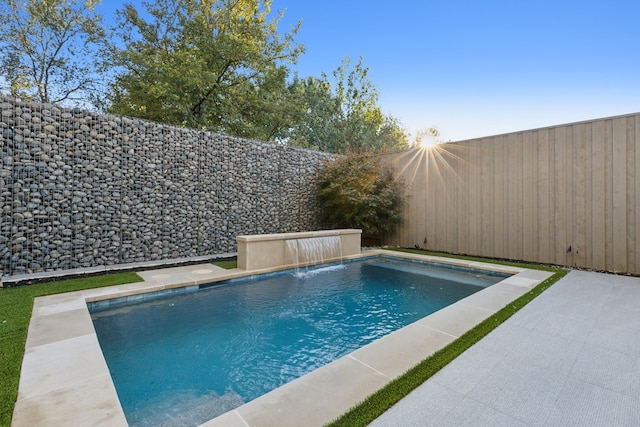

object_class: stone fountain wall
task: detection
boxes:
[0,97,334,277]
[237,229,362,271]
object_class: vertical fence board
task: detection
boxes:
[565,125,575,266]
[456,144,469,254]
[506,133,522,259]
[521,132,534,262]
[443,150,453,252]
[469,142,480,255]
[583,122,593,269]
[531,131,540,262]
[479,139,493,256]
[417,151,429,249]
[612,118,628,272]
[537,129,551,263]
[432,151,445,250]
[604,120,614,270]
[625,117,636,273]
[553,127,568,265]
[492,136,507,257]
[505,134,514,259]
[413,152,424,248]
[428,150,438,249]
[591,120,607,270]
[426,150,439,249]
[572,123,588,268]
[445,146,457,252]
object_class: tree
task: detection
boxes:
[286,57,409,154]
[104,0,304,140]
[316,153,404,237]
[0,0,105,104]
[285,74,339,150]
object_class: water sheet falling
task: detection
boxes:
[285,236,343,275]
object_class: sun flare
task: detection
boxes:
[414,127,442,151]
[391,140,468,196]
[419,138,439,150]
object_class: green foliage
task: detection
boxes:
[286,57,409,154]
[0,0,411,151]
[316,154,404,237]
[0,0,412,151]
[104,0,304,140]
[0,0,105,103]
[0,272,142,427]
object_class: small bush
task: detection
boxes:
[316,154,403,237]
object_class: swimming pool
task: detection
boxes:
[14,249,553,426]
[90,257,509,426]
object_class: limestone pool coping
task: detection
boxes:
[11,249,553,427]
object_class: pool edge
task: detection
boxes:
[11,250,553,427]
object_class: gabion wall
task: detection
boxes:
[0,96,333,277]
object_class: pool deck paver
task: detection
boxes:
[370,270,640,427]
[11,250,558,427]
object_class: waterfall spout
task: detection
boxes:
[286,236,342,268]
[237,229,361,271]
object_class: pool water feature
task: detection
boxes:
[90,257,509,426]
[285,235,343,270]
[236,229,361,271]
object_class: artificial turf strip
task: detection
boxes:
[326,265,568,427]
[0,272,142,427]
[212,260,238,269]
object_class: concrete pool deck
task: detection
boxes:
[371,269,640,426]
[12,250,553,426]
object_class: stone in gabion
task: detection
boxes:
[0,96,334,276]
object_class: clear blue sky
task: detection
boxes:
[100,0,640,142]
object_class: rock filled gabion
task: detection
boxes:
[0,97,334,277]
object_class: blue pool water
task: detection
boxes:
[90,257,508,426]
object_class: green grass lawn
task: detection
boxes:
[0,272,142,427]
[212,259,238,269]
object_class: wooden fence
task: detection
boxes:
[384,112,640,274]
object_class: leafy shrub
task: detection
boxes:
[316,154,404,237]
